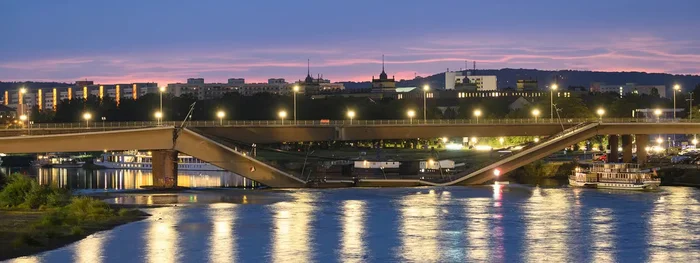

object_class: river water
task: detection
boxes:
[6,182,700,262]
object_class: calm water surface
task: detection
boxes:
[6,185,700,262]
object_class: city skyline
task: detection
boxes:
[2,0,700,86]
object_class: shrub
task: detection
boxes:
[70,226,84,236]
[0,173,71,209]
[64,197,113,223]
[0,174,34,207]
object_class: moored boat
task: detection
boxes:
[569,163,660,191]
[95,150,224,171]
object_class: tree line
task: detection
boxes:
[25,87,699,123]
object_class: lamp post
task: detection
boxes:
[293,85,299,124]
[101,117,106,131]
[473,109,482,124]
[159,86,166,119]
[550,84,558,121]
[154,111,162,125]
[423,85,429,123]
[596,108,605,123]
[654,108,662,122]
[83,112,92,128]
[531,109,540,123]
[217,110,225,125]
[673,84,680,120]
[278,110,287,125]
[347,110,355,125]
[407,110,416,125]
[19,114,27,130]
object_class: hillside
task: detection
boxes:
[341,69,700,92]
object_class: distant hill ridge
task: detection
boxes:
[341,68,700,92]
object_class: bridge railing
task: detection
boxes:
[4,117,698,130]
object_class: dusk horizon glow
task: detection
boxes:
[2,0,700,86]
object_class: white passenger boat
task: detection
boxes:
[95,151,224,171]
[569,163,660,191]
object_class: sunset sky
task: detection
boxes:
[2,0,699,86]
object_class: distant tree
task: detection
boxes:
[650,87,660,97]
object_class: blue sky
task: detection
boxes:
[1,0,699,85]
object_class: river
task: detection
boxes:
[5,178,700,262]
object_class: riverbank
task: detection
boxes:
[0,204,149,261]
[657,166,700,187]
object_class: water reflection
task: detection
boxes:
[9,187,700,262]
[398,189,441,262]
[146,207,181,263]
[591,208,614,263]
[208,203,237,263]
[524,187,572,262]
[32,168,259,189]
[464,196,491,261]
[271,192,315,263]
[648,187,700,261]
[340,200,366,263]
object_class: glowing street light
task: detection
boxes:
[347,110,356,125]
[531,109,541,123]
[83,112,92,127]
[473,109,482,123]
[493,168,501,177]
[154,111,163,125]
[407,110,416,124]
[654,108,662,122]
[499,137,505,145]
[19,114,27,129]
[293,85,300,124]
[18,88,27,115]
[278,110,287,125]
[673,84,681,120]
[692,138,698,146]
[159,86,166,118]
[423,85,430,122]
[596,108,605,122]
[442,137,448,143]
[550,84,558,121]
[656,137,663,145]
[217,110,225,125]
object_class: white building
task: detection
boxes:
[445,71,497,91]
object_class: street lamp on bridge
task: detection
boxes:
[423,85,430,122]
[347,110,355,125]
[531,109,540,123]
[654,108,662,122]
[19,114,27,129]
[159,86,166,120]
[217,110,225,125]
[278,110,287,125]
[293,85,300,124]
[83,112,92,128]
[596,108,605,122]
[154,111,163,125]
[673,84,681,120]
[407,110,416,125]
[550,84,558,121]
[473,109,482,124]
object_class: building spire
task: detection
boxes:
[382,54,385,72]
[307,58,310,76]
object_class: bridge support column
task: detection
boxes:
[622,135,633,163]
[152,149,178,188]
[608,135,619,162]
[636,135,649,165]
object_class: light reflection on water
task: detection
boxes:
[24,167,260,189]
[7,186,700,262]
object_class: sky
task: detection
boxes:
[1,0,700,86]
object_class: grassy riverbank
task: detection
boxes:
[0,173,148,261]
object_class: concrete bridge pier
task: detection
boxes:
[152,149,178,188]
[636,135,649,165]
[608,135,619,162]
[622,135,633,163]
